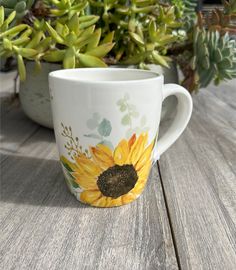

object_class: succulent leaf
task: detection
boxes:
[65,32,77,47]
[0,0,35,21]
[17,54,26,80]
[63,47,76,68]
[43,50,65,62]
[20,27,32,37]
[15,2,26,13]
[79,15,99,29]
[0,24,28,38]
[17,47,37,58]
[148,20,157,42]
[67,14,80,35]
[101,31,114,44]
[129,32,144,46]
[77,53,107,67]
[11,36,30,45]
[0,10,16,31]
[3,38,12,50]
[35,37,51,53]
[86,28,101,50]
[45,22,64,44]
[152,51,169,68]
[26,31,44,48]
[0,6,4,26]
[193,28,236,88]
[86,42,115,57]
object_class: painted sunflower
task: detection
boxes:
[63,133,154,207]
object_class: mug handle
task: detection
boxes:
[153,83,193,162]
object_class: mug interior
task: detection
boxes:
[49,68,160,83]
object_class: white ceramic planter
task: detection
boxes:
[19,62,178,129]
[19,62,61,128]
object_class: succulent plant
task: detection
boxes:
[167,0,197,31]
[182,0,197,31]
[1,0,236,93]
[43,14,114,68]
[0,7,40,80]
[47,0,88,20]
[0,0,114,80]
[0,0,184,80]
[0,0,35,21]
[172,1,236,92]
[191,28,236,88]
[89,0,183,68]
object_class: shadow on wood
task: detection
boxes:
[0,158,178,269]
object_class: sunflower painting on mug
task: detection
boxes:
[49,68,192,208]
[60,131,155,207]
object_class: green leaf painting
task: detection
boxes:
[98,119,112,137]
[70,179,80,188]
[86,112,101,130]
[121,114,131,126]
[84,133,102,139]
[61,157,80,189]
[84,114,113,149]
[120,103,127,112]
[117,93,149,138]
[61,160,73,172]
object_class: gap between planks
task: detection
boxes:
[157,161,182,270]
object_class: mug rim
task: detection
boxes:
[49,68,163,84]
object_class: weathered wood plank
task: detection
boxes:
[0,71,39,162]
[0,106,178,270]
[0,97,39,162]
[203,81,236,112]
[159,80,236,270]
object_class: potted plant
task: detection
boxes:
[175,0,236,92]
[0,0,235,128]
[0,0,116,127]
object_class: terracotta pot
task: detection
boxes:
[19,62,178,129]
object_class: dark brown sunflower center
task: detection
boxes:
[97,164,138,198]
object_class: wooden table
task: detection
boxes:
[0,79,236,270]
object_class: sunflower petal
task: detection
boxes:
[72,173,98,190]
[90,145,114,170]
[135,140,154,171]
[80,190,102,204]
[60,155,77,172]
[121,192,136,204]
[97,144,113,157]
[137,160,151,181]
[131,180,146,196]
[113,139,129,165]
[106,196,123,207]
[92,196,108,207]
[75,156,102,178]
[128,134,136,150]
[128,133,148,165]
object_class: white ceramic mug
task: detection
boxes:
[49,68,192,207]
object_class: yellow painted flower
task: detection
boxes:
[64,133,154,207]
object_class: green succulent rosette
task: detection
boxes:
[192,28,236,87]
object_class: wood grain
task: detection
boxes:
[159,80,236,270]
[0,106,178,270]
[0,97,39,162]
[1,73,236,270]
